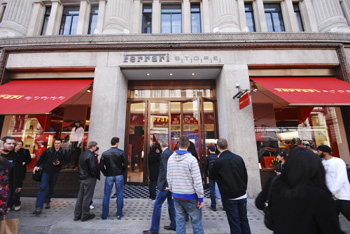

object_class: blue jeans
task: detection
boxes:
[222,198,251,234]
[150,190,176,233]
[102,175,124,219]
[209,179,217,209]
[174,198,204,234]
[35,172,59,209]
[215,182,221,200]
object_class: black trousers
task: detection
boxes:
[337,199,350,222]
[74,177,96,220]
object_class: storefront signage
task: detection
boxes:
[239,92,250,110]
[123,53,221,64]
[0,94,65,101]
[274,88,350,94]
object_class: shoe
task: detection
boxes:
[45,202,50,209]
[89,204,94,210]
[164,226,176,231]
[81,214,95,222]
[73,216,80,221]
[143,230,158,234]
[209,206,217,211]
[116,215,123,220]
[33,208,42,216]
[14,205,21,211]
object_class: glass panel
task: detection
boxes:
[161,4,181,33]
[183,100,200,158]
[128,103,146,183]
[172,14,182,33]
[191,3,201,33]
[293,3,304,32]
[149,102,169,145]
[70,15,79,35]
[88,5,98,34]
[170,102,181,151]
[41,6,51,35]
[161,14,171,33]
[131,89,213,98]
[142,4,152,33]
[204,102,216,155]
[59,6,80,35]
[245,3,255,32]
[264,3,285,32]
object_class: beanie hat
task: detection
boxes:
[208,145,216,152]
[317,145,332,153]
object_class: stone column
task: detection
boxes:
[0,0,34,37]
[202,0,210,32]
[152,0,160,33]
[89,66,128,198]
[95,0,106,34]
[27,0,46,36]
[216,64,261,198]
[300,0,318,32]
[254,0,267,32]
[282,0,299,32]
[236,0,247,31]
[102,0,131,34]
[313,0,350,32]
[45,0,63,35]
[212,0,240,32]
[183,0,191,33]
[132,0,141,33]
[76,0,90,34]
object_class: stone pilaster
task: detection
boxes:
[202,0,210,33]
[0,0,34,37]
[27,1,46,36]
[45,0,63,36]
[152,0,160,33]
[183,0,191,33]
[313,0,350,32]
[96,0,106,34]
[212,0,240,32]
[132,0,141,34]
[76,0,91,35]
[102,0,130,34]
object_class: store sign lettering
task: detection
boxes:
[0,94,65,101]
[123,53,221,64]
[274,88,350,94]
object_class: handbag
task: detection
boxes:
[263,177,277,230]
[0,215,19,234]
[32,168,42,182]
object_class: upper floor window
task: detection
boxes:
[161,4,182,33]
[0,4,6,23]
[41,6,51,35]
[59,6,80,35]
[142,4,152,33]
[88,5,98,34]
[264,3,285,32]
[245,2,256,32]
[293,2,304,31]
[191,3,201,33]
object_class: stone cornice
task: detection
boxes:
[0,33,350,51]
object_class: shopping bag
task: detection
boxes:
[0,215,19,234]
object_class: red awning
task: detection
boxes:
[250,77,350,106]
[0,79,93,114]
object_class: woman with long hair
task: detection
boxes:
[255,147,344,234]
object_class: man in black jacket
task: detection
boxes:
[210,138,251,234]
[73,141,99,222]
[33,138,69,215]
[100,137,128,220]
[204,145,219,211]
[143,139,176,234]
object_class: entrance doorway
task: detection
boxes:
[125,85,217,185]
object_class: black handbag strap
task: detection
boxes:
[266,176,278,206]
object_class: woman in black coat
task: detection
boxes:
[255,147,345,234]
[148,144,161,200]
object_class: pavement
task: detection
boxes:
[5,197,350,234]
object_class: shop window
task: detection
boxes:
[130,89,213,98]
[264,3,285,32]
[161,4,182,33]
[191,3,201,33]
[293,2,304,32]
[245,2,256,32]
[41,6,51,35]
[0,4,6,23]
[88,5,98,34]
[59,6,80,35]
[142,3,152,33]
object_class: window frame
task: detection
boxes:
[161,3,182,34]
[142,3,152,34]
[88,5,99,34]
[59,5,80,35]
[244,2,256,32]
[293,2,304,32]
[264,3,285,32]
[190,3,201,33]
[41,6,52,36]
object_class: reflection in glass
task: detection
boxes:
[88,5,99,34]
[245,2,255,32]
[161,4,182,33]
[264,3,285,32]
[142,4,152,33]
[191,3,201,33]
[59,6,80,35]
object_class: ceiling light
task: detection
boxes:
[192,73,195,76]
[169,73,173,76]
[146,73,150,76]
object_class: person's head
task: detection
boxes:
[94,147,99,156]
[54,139,62,151]
[15,140,24,151]
[1,136,15,153]
[178,136,189,150]
[87,141,98,152]
[278,147,327,199]
[208,145,216,154]
[74,120,81,127]
[216,138,228,152]
[317,145,332,159]
[159,139,168,150]
[111,137,119,147]
[277,151,287,162]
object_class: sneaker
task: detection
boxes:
[89,204,94,210]
[33,208,42,216]
[73,216,81,221]
[81,214,95,222]
[45,202,50,209]
[14,205,21,211]
[116,215,123,220]
[209,206,217,211]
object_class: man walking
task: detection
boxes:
[32,138,68,215]
[100,137,128,220]
[204,144,219,211]
[317,145,350,221]
[74,141,99,221]
[143,139,176,234]
[210,138,251,234]
[167,135,204,234]
[1,136,23,211]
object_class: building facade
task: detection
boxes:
[1,0,350,198]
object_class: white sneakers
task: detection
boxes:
[89,204,94,210]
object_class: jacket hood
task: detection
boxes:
[173,150,192,161]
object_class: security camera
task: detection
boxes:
[235,83,240,89]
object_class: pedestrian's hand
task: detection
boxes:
[53,161,60,166]
[197,201,203,209]
[33,166,39,173]
[15,188,22,193]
